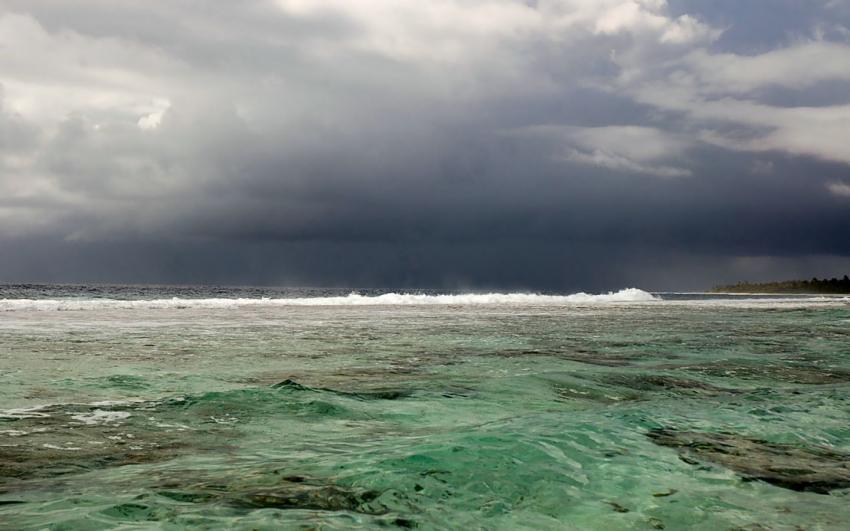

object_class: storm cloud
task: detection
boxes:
[1,0,849,290]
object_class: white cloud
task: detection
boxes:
[684,41,850,94]
[273,0,717,66]
[137,98,171,130]
[667,96,850,164]
[0,12,178,124]
[563,148,691,177]
[568,125,689,161]
[515,125,692,177]
[827,181,850,197]
[592,1,718,43]
[614,38,850,165]
[660,14,719,44]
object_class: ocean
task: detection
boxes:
[1,285,849,529]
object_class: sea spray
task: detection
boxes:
[0,288,657,311]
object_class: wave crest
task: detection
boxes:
[0,288,657,311]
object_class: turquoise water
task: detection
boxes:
[1,286,850,529]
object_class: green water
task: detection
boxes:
[2,296,850,529]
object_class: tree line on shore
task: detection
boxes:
[712,275,850,294]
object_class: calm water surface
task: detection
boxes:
[1,285,849,529]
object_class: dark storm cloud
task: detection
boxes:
[1,0,849,289]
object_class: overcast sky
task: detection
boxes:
[1,0,849,290]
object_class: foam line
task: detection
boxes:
[0,288,657,311]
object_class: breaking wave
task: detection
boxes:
[0,288,657,311]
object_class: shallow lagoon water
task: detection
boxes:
[1,286,850,529]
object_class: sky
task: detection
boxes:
[1,0,849,291]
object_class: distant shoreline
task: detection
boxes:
[711,276,850,294]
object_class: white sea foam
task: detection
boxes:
[1,290,845,312]
[0,288,657,311]
[70,410,131,425]
[0,405,52,419]
[42,443,82,451]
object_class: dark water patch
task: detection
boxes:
[267,376,475,400]
[0,398,225,486]
[271,379,313,392]
[100,502,163,521]
[648,429,850,493]
[348,390,412,401]
[0,440,193,487]
[157,490,218,503]
[558,354,634,367]
[153,474,390,517]
[100,375,151,391]
[490,348,641,367]
[1,382,398,489]
[670,362,850,385]
[333,366,422,378]
[231,485,383,513]
[597,374,738,395]
[21,387,64,401]
[606,501,630,513]
[547,371,737,404]
[563,347,681,367]
[1,390,310,486]
[272,379,413,401]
